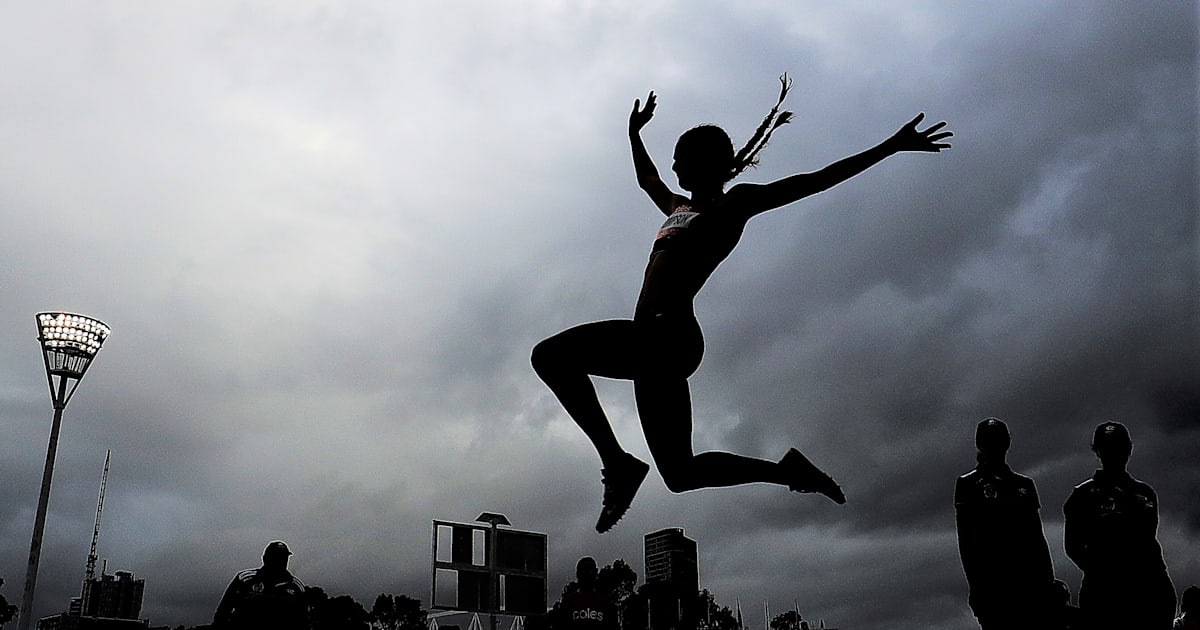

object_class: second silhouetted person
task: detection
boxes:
[1064,422,1176,630]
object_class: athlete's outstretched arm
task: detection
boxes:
[629,92,678,215]
[734,113,952,217]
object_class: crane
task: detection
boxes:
[84,450,110,585]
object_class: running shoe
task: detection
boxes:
[780,448,846,504]
[595,453,650,533]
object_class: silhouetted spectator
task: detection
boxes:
[214,540,311,630]
[560,557,617,630]
[1176,585,1200,629]
[955,418,1056,628]
[1064,422,1176,629]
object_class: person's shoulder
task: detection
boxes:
[953,469,988,505]
[1127,475,1156,494]
[1010,470,1038,490]
[287,573,307,590]
[1071,476,1096,492]
[953,469,975,494]
[234,568,259,582]
[1063,478,1097,510]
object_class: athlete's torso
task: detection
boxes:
[635,199,747,319]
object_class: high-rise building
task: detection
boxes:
[643,528,699,630]
[37,571,147,630]
[644,528,698,593]
[81,571,144,620]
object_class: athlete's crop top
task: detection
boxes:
[654,205,701,245]
[651,204,743,260]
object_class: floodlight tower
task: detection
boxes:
[19,312,111,630]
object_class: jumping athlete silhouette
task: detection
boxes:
[532,75,952,532]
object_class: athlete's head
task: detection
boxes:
[1091,421,1132,466]
[263,540,292,570]
[672,73,796,192]
[674,125,736,191]
[975,417,1010,458]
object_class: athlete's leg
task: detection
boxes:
[531,320,641,467]
[635,378,845,502]
[532,319,654,532]
[634,377,782,492]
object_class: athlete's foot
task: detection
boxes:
[780,448,846,504]
[595,453,650,533]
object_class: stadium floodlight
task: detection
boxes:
[19,312,111,630]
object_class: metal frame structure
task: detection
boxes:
[431,513,546,630]
[19,312,111,630]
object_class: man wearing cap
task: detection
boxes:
[214,540,311,629]
[1064,421,1175,629]
[955,418,1056,629]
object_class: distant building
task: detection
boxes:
[643,528,699,630]
[37,571,147,630]
[644,528,698,593]
[81,571,144,620]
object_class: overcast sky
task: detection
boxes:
[1,2,1196,629]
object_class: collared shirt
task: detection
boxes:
[955,462,1054,613]
[1064,468,1166,573]
[214,567,309,629]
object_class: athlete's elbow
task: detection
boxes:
[636,176,662,192]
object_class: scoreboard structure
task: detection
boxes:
[431,514,547,619]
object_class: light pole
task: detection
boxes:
[19,312,110,630]
[475,512,510,630]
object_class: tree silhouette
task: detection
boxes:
[596,560,638,606]
[696,590,739,630]
[0,578,18,626]
[370,593,427,630]
[306,587,369,630]
[770,609,809,630]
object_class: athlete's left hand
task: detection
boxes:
[888,113,953,152]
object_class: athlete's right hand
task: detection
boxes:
[629,91,656,134]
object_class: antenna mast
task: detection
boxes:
[84,450,111,584]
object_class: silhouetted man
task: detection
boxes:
[955,418,1055,628]
[560,557,616,630]
[214,540,310,630]
[1064,422,1176,629]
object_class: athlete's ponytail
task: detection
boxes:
[730,73,794,180]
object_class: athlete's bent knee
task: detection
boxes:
[530,338,562,380]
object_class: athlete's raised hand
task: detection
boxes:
[629,91,657,135]
[887,113,953,152]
